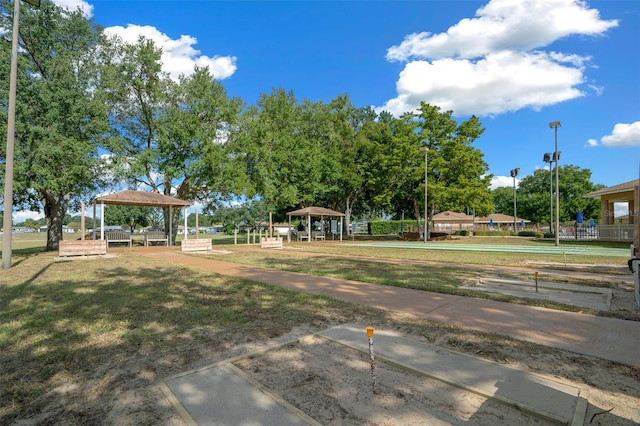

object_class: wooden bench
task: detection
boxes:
[59,240,107,257]
[297,231,310,241]
[145,231,168,246]
[312,231,325,241]
[105,231,132,247]
[260,236,283,249]
[181,238,212,252]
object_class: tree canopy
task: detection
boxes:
[2,2,607,248]
[1,0,111,250]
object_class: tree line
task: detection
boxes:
[1,1,602,249]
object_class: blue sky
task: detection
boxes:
[13,0,640,221]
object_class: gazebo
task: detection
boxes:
[92,190,192,245]
[286,206,345,243]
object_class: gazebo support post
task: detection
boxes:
[81,203,85,240]
[101,201,105,240]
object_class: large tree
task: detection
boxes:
[0,0,111,250]
[415,103,493,221]
[101,36,242,242]
[517,165,603,226]
[368,103,492,237]
[232,88,328,212]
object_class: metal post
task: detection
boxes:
[513,175,517,234]
[420,147,429,243]
[366,327,376,394]
[550,121,561,246]
[550,161,554,234]
[1,0,40,268]
[2,0,21,269]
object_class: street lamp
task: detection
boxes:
[549,121,561,246]
[510,168,519,235]
[2,0,40,270]
[543,152,554,234]
[420,147,429,243]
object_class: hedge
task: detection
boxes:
[368,220,419,235]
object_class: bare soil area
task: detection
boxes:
[234,335,553,425]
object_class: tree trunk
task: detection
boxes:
[345,199,351,236]
[41,192,68,251]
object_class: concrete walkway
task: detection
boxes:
[161,324,588,425]
[139,250,640,367]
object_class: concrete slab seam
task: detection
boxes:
[224,363,322,425]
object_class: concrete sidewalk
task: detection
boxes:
[140,250,640,367]
[161,324,588,425]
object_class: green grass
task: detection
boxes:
[0,234,635,422]
[0,251,369,423]
[271,237,629,268]
[201,247,625,314]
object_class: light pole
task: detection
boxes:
[543,153,554,234]
[0,0,22,270]
[549,121,561,246]
[420,147,429,243]
[2,0,40,270]
[510,168,519,235]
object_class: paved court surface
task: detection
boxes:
[345,241,631,257]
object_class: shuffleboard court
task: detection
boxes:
[345,242,630,257]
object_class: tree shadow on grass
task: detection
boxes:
[0,259,353,424]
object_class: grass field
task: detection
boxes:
[0,232,637,424]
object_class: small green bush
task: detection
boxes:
[518,230,544,238]
[473,230,512,237]
[369,220,418,235]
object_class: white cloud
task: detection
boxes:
[51,0,93,17]
[380,0,618,117]
[14,210,44,223]
[586,138,598,147]
[381,51,584,116]
[490,175,519,190]
[104,24,237,81]
[600,122,640,147]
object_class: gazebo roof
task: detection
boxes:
[287,206,345,217]
[93,190,191,208]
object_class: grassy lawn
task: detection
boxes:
[0,233,636,423]
[0,249,375,423]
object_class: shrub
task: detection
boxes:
[368,220,418,235]
[518,230,544,238]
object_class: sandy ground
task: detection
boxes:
[234,334,553,425]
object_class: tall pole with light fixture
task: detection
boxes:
[543,153,553,234]
[2,0,41,269]
[549,121,561,246]
[420,147,429,243]
[510,168,519,235]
